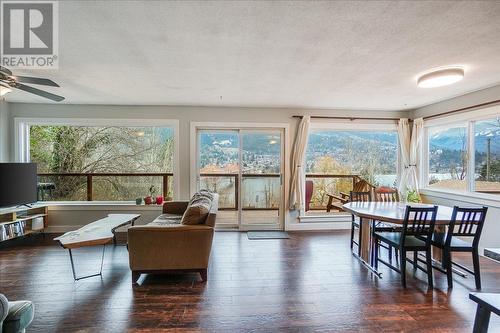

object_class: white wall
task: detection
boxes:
[6,85,500,248]
[7,102,408,231]
[0,101,9,162]
[420,192,500,252]
[46,204,162,233]
[411,83,500,250]
[412,84,500,119]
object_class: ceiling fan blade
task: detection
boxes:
[0,66,12,75]
[16,83,65,102]
[14,76,60,87]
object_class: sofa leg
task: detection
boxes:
[199,269,208,282]
[132,271,141,284]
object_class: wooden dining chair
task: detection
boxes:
[349,191,372,255]
[374,205,438,288]
[374,186,401,263]
[431,206,488,289]
[374,186,400,202]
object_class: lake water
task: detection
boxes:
[201,173,460,208]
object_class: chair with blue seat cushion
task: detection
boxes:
[0,294,34,333]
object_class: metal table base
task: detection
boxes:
[67,244,106,281]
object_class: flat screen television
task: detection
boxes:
[0,163,38,208]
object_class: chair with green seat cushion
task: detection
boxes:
[0,294,34,333]
[431,206,488,289]
[373,205,438,288]
[0,294,7,333]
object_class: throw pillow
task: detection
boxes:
[181,196,212,225]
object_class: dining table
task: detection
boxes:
[342,201,455,277]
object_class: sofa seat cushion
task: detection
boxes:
[3,300,34,333]
[181,195,213,225]
[155,213,183,221]
[148,217,181,227]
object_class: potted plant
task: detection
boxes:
[144,185,156,205]
[406,189,421,203]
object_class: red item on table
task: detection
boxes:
[144,196,153,205]
[156,196,164,205]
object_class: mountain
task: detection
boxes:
[430,123,499,153]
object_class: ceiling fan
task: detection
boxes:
[0,66,65,102]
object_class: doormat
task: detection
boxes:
[247,231,290,240]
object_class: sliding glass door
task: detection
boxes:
[196,128,284,230]
[198,129,239,226]
[240,130,282,227]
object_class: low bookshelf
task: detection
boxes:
[0,205,48,243]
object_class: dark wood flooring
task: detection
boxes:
[1,231,500,332]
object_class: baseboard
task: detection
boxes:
[484,248,500,262]
[46,225,85,233]
[286,222,351,231]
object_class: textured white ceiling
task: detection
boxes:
[4,0,500,110]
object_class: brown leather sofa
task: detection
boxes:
[128,193,218,284]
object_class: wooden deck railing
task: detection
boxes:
[199,173,281,210]
[37,172,372,210]
[199,173,364,211]
[37,172,173,201]
[305,174,363,210]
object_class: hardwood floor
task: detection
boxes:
[1,231,500,332]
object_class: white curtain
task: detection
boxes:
[398,117,424,197]
[289,115,310,210]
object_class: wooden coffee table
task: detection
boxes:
[54,214,140,280]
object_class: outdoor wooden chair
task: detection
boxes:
[305,180,314,212]
[326,179,374,212]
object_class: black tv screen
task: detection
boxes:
[0,163,38,208]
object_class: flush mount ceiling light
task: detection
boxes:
[417,67,464,88]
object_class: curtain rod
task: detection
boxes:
[291,115,400,121]
[422,99,500,121]
[293,99,500,122]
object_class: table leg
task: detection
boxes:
[360,217,371,262]
[112,218,137,246]
[472,304,491,333]
[432,225,445,263]
[67,245,106,281]
[352,217,382,277]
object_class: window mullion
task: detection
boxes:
[421,127,429,188]
[467,121,475,193]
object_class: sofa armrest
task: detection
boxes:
[0,293,8,327]
[162,201,189,214]
[128,224,214,271]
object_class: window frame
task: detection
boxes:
[14,117,180,202]
[303,120,400,216]
[421,105,500,203]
